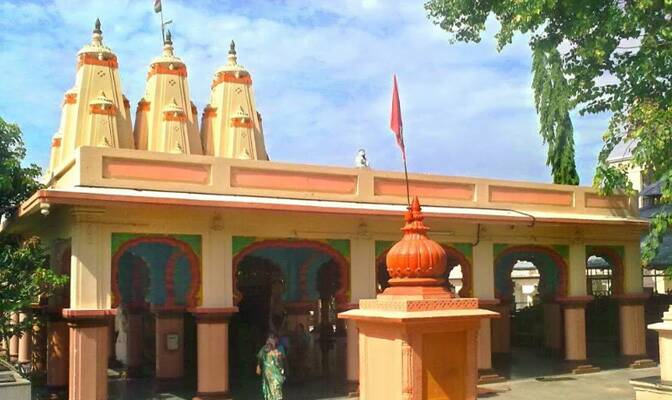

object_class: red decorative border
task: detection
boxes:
[232,239,350,306]
[494,245,569,301]
[77,54,118,69]
[111,236,201,309]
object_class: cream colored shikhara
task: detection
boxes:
[48,20,269,179]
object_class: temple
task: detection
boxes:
[5,20,654,400]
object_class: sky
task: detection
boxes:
[0,0,610,185]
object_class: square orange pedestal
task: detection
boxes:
[339,295,497,400]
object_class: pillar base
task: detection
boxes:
[193,391,232,400]
[152,308,185,380]
[346,380,360,397]
[478,369,506,384]
[46,311,69,388]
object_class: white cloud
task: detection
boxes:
[0,0,609,184]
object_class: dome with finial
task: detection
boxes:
[215,39,249,76]
[151,29,184,66]
[385,196,448,288]
[78,18,114,57]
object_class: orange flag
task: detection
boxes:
[390,74,406,160]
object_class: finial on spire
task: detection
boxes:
[93,18,102,34]
[227,40,238,65]
[229,40,236,55]
[165,30,172,45]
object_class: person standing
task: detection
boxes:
[257,335,286,400]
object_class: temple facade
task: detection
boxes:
[6,20,652,400]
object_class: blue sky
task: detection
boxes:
[0,0,609,184]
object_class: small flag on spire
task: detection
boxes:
[390,74,406,161]
[154,0,162,13]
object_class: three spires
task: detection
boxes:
[48,19,269,178]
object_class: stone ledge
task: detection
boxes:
[631,376,672,400]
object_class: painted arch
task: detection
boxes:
[111,234,202,309]
[232,237,351,306]
[586,245,625,296]
[375,240,474,297]
[494,244,569,301]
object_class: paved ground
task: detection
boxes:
[478,366,660,400]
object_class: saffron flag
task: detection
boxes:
[154,0,162,13]
[390,74,406,161]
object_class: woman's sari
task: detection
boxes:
[257,346,285,400]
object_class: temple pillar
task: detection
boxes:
[64,309,116,400]
[190,308,237,400]
[9,312,19,361]
[66,207,113,400]
[617,294,648,358]
[18,311,32,364]
[154,309,184,380]
[558,297,592,362]
[473,240,502,382]
[346,236,376,392]
[126,310,144,377]
[47,313,70,388]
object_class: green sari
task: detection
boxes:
[257,347,285,400]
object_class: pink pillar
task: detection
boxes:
[558,296,592,362]
[491,300,511,354]
[190,307,237,400]
[616,294,649,359]
[18,311,32,364]
[9,312,19,361]
[64,309,116,400]
[126,311,144,377]
[46,313,69,388]
[153,309,184,380]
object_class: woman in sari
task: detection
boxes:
[257,335,286,400]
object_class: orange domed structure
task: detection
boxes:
[386,196,447,288]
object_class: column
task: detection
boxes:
[618,243,648,360]
[191,308,237,399]
[126,310,144,377]
[346,236,376,391]
[473,241,501,375]
[65,208,114,400]
[153,309,184,380]
[9,312,19,361]
[64,309,115,400]
[558,297,592,362]
[18,311,32,364]
[46,312,69,388]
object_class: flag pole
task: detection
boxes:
[402,149,411,208]
[160,6,166,44]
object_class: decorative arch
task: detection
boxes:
[494,245,568,301]
[111,236,202,309]
[586,245,625,296]
[375,242,473,297]
[232,239,350,306]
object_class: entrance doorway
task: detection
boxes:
[493,245,568,379]
[230,239,350,398]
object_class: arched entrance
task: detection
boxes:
[585,246,625,359]
[111,234,202,380]
[230,238,350,398]
[375,242,473,297]
[492,245,568,378]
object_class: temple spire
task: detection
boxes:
[92,18,103,46]
[228,40,237,65]
[163,29,174,57]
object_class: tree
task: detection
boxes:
[425,0,672,265]
[532,45,580,185]
[0,117,41,217]
[0,117,67,361]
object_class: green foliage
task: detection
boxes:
[425,0,672,268]
[532,45,579,185]
[0,236,68,353]
[0,118,67,358]
[0,117,42,218]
